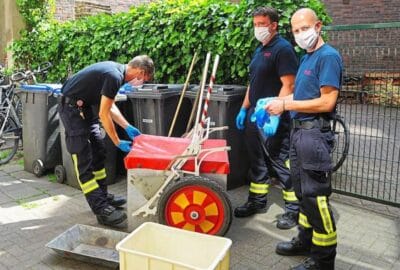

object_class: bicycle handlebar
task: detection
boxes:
[36,62,52,73]
[10,72,26,82]
[9,62,52,83]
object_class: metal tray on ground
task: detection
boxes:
[46,224,128,268]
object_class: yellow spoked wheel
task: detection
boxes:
[158,176,232,236]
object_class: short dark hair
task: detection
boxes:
[128,55,155,80]
[252,6,279,23]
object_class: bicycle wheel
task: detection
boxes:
[0,113,20,165]
[331,115,350,172]
[158,176,232,236]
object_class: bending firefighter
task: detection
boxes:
[235,6,300,229]
[58,56,154,227]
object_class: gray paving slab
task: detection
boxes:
[45,185,83,197]
[0,164,399,270]
[1,184,44,200]
[0,176,22,185]
[0,190,12,204]
[1,164,24,173]
[10,170,41,180]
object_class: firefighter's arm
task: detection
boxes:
[109,103,129,129]
[266,86,338,115]
[278,74,295,97]
[99,95,120,146]
[241,86,251,109]
[110,102,141,140]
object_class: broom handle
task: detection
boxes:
[168,52,198,137]
[185,52,211,133]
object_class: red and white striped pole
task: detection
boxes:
[200,54,219,127]
[194,52,211,132]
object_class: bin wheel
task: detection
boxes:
[54,165,66,184]
[157,176,232,236]
[32,159,45,177]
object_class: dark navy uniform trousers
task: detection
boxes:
[58,102,108,214]
[291,125,337,270]
[244,107,299,213]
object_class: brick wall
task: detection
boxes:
[55,0,75,21]
[55,0,400,24]
[75,1,112,19]
[322,0,400,25]
[321,0,400,79]
[54,0,152,21]
[327,27,400,73]
[111,0,152,13]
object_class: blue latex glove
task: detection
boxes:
[235,107,247,130]
[118,83,134,94]
[262,115,280,137]
[250,108,270,129]
[251,97,276,126]
[255,97,275,109]
[117,140,132,152]
[125,124,141,140]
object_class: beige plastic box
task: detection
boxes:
[116,222,232,270]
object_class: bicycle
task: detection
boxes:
[257,113,350,173]
[330,114,350,172]
[0,81,22,165]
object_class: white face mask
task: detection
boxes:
[294,27,319,50]
[128,77,144,87]
[254,27,271,43]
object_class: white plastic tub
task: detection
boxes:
[116,222,232,270]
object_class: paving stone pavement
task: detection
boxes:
[1,162,399,270]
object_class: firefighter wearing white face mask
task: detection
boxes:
[267,8,343,270]
[293,24,320,51]
[59,55,154,227]
[254,26,271,43]
[234,6,300,230]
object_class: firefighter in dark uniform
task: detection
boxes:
[58,55,154,227]
[266,8,343,270]
[234,6,300,229]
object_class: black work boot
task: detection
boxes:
[276,237,311,256]
[291,257,320,270]
[96,205,127,227]
[277,212,298,230]
[107,193,126,207]
[234,201,267,218]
